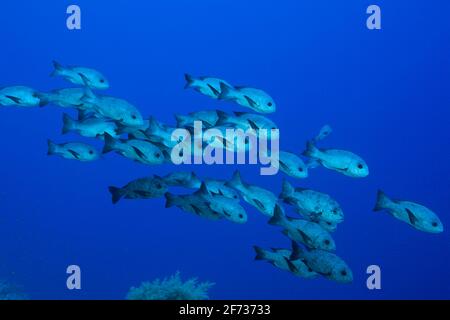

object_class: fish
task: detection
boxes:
[145,117,182,148]
[269,205,336,251]
[280,180,344,224]
[108,175,168,204]
[0,86,43,107]
[313,125,332,143]
[47,140,100,162]
[219,83,276,114]
[62,113,119,139]
[317,220,338,233]
[102,133,164,165]
[204,179,240,200]
[201,125,257,153]
[290,241,353,284]
[216,110,278,130]
[373,190,444,233]
[115,118,151,140]
[196,182,247,224]
[278,151,309,179]
[81,82,144,128]
[165,191,222,221]
[303,141,369,178]
[38,88,92,109]
[184,74,233,99]
[163,172,202,189]
[226,170,280,217]
[51,60,109,89]
[175,110,219,128]
[253,243,318,279]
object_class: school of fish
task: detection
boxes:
[0,62,444,285]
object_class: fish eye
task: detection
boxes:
[233,195,238,199]
[324,239,330,245]
[432,222,438,227]
[155,153,161,158]
[298,167,304,172]
[32,93,38,98]
[89,150,94,155]
[239,214,244,219]
[357,163,364,169]
[100,79,105,83]
[308,267,313,272]
[131,115,137,120]
[156,183,162,189]
[340,270,348,276]
[267,102,273,107]
[332,208,338,214]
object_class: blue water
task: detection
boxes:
[1,0,449,299]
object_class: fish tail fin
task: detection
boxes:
[164,192,177,208]
[280,179,295,199]
[50,60,64,77]
[175,114,190,128]
[102,133,117,154]
[268,204,287,227]
[62,113,75,134]
[290,240,303,260]
[47,139,57,156]
[37,93,50,107]
[253,246,268,261]
[302,140,320,158]
[184,73,195,89]
[108,186,123,204]
[373,189,390,212]
[218,82,234,100]
[306,158,320,169]
[226,170,243,189]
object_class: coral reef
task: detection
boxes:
[0,280,28,300]
[126,272,214,300]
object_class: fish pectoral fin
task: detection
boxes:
[190,204,201,215]
[279,160,290,173]
[247,119,259,130]
[67,149,81,159]
[131,146,147,160]
[243,95,258,108]
[253,199,266,212]
[297,229,313,246]
[405,208,418,226]
[5,95,21,104]
[134,190,152,197]
[284,257,299,273]
[207,84,220,97]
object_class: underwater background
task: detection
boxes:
[0,0,449,299]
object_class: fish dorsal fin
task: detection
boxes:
[198,182,210,196]
[405,208,418,226]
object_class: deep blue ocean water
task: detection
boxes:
[0,0,449,299]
